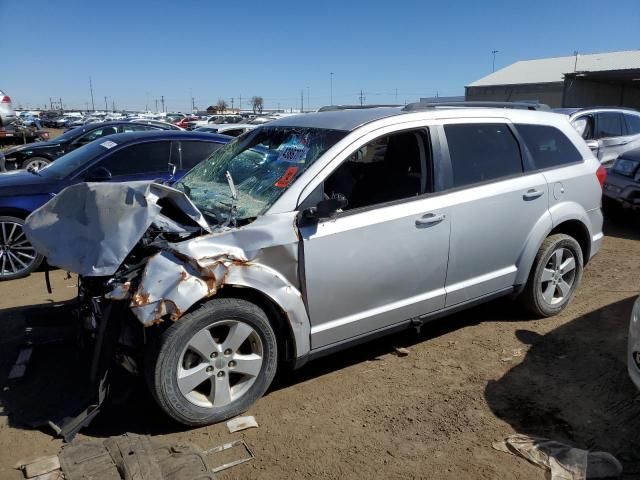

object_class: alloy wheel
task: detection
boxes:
[177,320,264,409]
[0,221,38,278]
[539,247,577,305]
[24,159,49,170]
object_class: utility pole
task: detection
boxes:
[330,72,334,105]
[359,89,365,106]
[306,86,310,111]
[231,97,234,110]
[491,50,499,72]
[161,95,165,112]
[59,97,63,112]
[155,98,158,112]
[191,97,195,113]
[104,96,108,111]
[573,50,579,72]
[49,97,53,110]
[395,88,398,103]
[239,95,242,111]
[89,76,95,111]
[277,102,281,112]
[112,100,115,112]
[300,90,304,113]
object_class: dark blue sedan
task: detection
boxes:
[0,130,231,279]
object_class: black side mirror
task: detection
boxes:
[303,195,348,222]
[84,166,113,182]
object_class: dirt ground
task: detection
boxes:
[0,214,638,479]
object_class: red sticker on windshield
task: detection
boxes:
[274,166,299,188]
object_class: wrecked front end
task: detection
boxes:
[23,180,306,439]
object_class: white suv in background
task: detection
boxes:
[0,89,16,128]
[555,107,640,166]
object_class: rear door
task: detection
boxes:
[440,120,549,306]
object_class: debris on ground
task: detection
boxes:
[8,348,32,380]
[15,434,255,480]
[15,454,60,478]
[393,346,410,357]
[500,348,524,363]
[493,434,623,479]
[227,415,259,433]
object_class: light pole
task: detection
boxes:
[491,50,499,72]
[307,86,310,111]
[330,72,334,105]
[104,96,108,111]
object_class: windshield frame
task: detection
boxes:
[37,140,115,180]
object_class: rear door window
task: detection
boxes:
[443,123,523,188]
[516,124,583,170]
[595,112,624,138]
[98,141,171,176]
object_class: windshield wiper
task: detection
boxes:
[223,170,238,228]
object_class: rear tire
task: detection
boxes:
[145,298,278,426]
[521,234,583,317]
[0,216,44,280]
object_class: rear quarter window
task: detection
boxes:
[515,124,583,170]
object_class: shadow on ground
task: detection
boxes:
[0,294,534,440]
[485,296,640,477]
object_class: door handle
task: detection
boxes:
[415,213,445,227]
[523,189,544,201]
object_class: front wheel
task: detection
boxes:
[0,216,44,280]
[22,157,50,170]
[146,298,278,426]
[520,233,584,317]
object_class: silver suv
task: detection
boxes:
[25,105,605,428]
[554,107,640,166]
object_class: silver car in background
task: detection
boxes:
[25,104,606,428]
[554,107,640,166]
[0,89,16,128]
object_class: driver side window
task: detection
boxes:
[323,129,429,211]
[97,141,171,176]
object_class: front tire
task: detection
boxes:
[0,216,44,280]
[521,234,583,317]
[22,157,50,170]
[146,298,278,426]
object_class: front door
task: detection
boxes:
[300,129,451,349]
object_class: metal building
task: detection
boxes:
[465,50,640,108]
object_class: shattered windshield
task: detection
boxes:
[174,126,347,224]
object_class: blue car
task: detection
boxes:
[0,130,231,280]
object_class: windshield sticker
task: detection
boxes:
[276,145,309,164]
[100,140,118,149]
[274,166,299,188]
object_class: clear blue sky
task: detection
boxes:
[2,0,639,111]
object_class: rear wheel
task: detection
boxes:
[0,216,43,280]
[521,234,583,317]
[22,157,50,170]
[146,298,278,426]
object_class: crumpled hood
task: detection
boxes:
[24,181,210,276]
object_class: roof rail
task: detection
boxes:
[317,104,401,112]
[402,101,551,112]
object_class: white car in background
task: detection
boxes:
[554,107,640,166]
[0,89,16,128]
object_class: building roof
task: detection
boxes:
[467,50,640,87]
